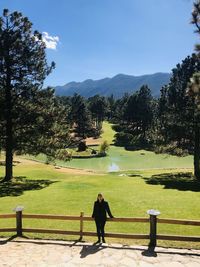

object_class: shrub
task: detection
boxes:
[77,141,87,152]
[99,140,109,155]
[114,132,133,146]
[112,124,124,132]
[154,143,189,156]
[56,149,72,161]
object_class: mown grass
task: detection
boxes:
[0,158,200,249]
[0,123,199,248]
[101,121,116,144]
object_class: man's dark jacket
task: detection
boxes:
[92,200,113,221]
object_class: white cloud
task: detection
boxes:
[42,32,59,50]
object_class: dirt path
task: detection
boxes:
[53,166,104,175]
[85,137,102,146]
[15,157,104,176]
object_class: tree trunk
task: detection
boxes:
[194,124,200,180]
[3,101,13,182]
[3,47,13,182]
[4,116,13,182]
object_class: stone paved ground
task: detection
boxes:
[0,238,200,267]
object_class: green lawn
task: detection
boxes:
[0,158,199,249]
[0,122,199,248]
[101,121,116,144]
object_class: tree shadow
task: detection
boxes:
[0,176,57,197]
[143,172,200,191]
[128,174,142,178]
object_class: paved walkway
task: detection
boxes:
[0,238,200,267]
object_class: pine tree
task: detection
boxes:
[0,10,69,181]
[88,95,108,129]
[157,54,200,150]
[192,0,200,54]
[70,94,93,138]
[114,86,153,148]
[187,73,200,179]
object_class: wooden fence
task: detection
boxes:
[0,210,200,246]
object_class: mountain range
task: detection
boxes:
[55,73,171,98]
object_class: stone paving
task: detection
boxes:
[0,238,200,267]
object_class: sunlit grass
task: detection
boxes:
[0,158,199,249]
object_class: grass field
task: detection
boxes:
[0,157,199,249]
[0,122,199,249]
[100,121,116,144]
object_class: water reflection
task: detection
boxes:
[108,163,120,172]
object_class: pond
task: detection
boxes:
[54,146,193,172]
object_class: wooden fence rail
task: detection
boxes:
[0,208,199,247]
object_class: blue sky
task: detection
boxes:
[0,0,198,86]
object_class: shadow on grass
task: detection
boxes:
[128,174,142,178]
[143,172,200,192]
[0,176,57,197]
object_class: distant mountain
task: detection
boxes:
[55,73,171,98]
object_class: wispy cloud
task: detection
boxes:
[42,32,59,50]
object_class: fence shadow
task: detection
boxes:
[141,245,157,257]
[0,176,57,197]
[0,235,17,245]
[1,237,199,257]
[142,172,200,192]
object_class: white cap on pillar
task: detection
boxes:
[147,209,160,216]
[13,206,24,212]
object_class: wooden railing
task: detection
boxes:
[157,218,200,243]
[0,209,200,246]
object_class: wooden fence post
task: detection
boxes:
[14,206,24,237]
[80,212,84,241]
[147,209,160,247]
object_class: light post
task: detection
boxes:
[13,206,24,236]
[147,209,161,247]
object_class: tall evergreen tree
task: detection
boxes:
[107,94,116,121]
[187,73,200,179]
[0,10,69,181]
[88,95,108,128]
[70,94,93,138]
[158,54,200,149]
[192,0,200,54]
[114,86,153,148]
[136,85,153,140]
[188,0,200,180]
